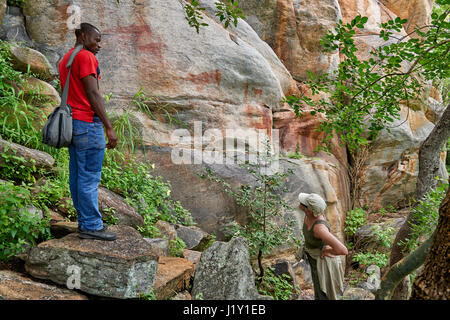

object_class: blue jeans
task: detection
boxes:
[69,117,105,231]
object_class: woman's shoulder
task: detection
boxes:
[312,218,330,232]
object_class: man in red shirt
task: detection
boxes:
[59,23,117,241]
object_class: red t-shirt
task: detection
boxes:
[59,47,100,122]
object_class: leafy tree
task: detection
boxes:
[284,9,449,299]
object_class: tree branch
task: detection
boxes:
[375,237,433,300]
[349,39,450,103]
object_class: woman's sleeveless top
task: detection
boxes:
[303,219,331,249]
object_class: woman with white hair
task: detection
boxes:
[298,193,348,300]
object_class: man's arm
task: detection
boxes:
[81,74,117,149]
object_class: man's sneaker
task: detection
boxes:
[78,226,116,241]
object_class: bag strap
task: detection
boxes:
[60,44,84,106]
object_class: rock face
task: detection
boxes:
[98,187,144,229]
[140,146,349,244]
[381,0,434,37]
[23,0,294,149]
[0,6,33,46]
[238,0,342,81]
[0,270,88,300]
[191,237,272,300]
[25,225,159,299]
[280,157,350,242]
[357,107,448,210]
[9,0,441,267]
[338,0,406,60]
[199,0,298,97]
[0,138,55,170]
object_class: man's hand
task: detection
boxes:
[320,245,336,259]
[105,127,118,149]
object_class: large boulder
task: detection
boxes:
[237,0,342,81]
[8,44,56,81]
[174,224,212,251]
[19,77,61,115]
[25,225,159,299]
[0,270,88,300]
[191,236,272,300]
[98,186,144,229]
[0,138,55,171]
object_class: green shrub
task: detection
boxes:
[0,150,37,183]
[257,267,296,300]
[168,237,187,257]
[371,225,396,249]
[344,208,368,237]
[0,182,51,261]
[0,40,48,150]
[352,252,389,269]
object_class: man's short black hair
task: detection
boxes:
[75,23,100,38]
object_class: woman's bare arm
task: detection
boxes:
[313,224,348,258]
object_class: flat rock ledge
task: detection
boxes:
[25,225,159,299]
[0,270,87,300]
[154,256,194,300]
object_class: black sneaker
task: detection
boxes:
[78,226,116,241]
